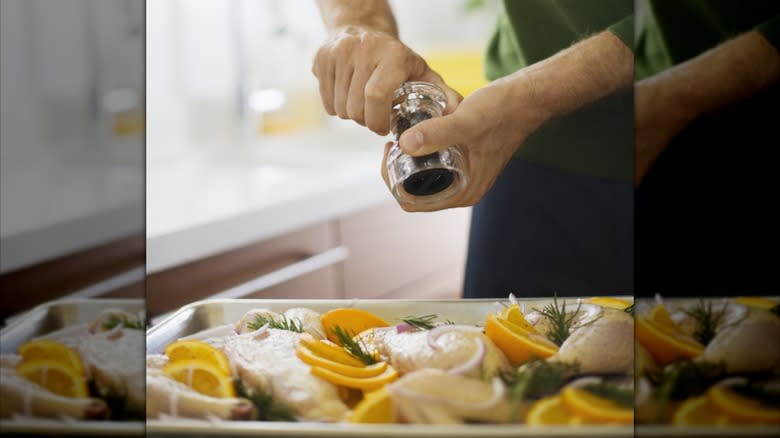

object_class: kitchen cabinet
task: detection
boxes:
[145,202,471,317]
[0,234,145,321]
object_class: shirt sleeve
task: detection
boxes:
[607,14,635,53]
[756,14,780,52]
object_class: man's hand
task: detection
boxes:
[635,31,780,186]
[313,0,460,135]
[385,30,633,212]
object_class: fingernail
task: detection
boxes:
[404,131,424,152]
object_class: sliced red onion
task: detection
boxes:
[427,324,484,351]
[566,376,603,389]
[713,376,749,388]
[447,338,485,376]
[525,311,542,325]
[636,377,651,407]
[250,323,269,339]
[395,323,415,333]
[670,311,688,325]
[389,376,505,411]
[508,293,518,306]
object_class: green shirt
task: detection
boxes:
[485,0,634,181]
[636,0,780,80]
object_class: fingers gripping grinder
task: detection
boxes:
[385,82,467,206]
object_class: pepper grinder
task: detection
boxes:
[385,82,467,206]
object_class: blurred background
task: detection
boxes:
[0,0,145,322]
[145,0,500,317]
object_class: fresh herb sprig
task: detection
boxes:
[534,295,582,346]
[683,300,724,345]
[647,358,725,421]
[399,314,454,330]
[101,314,144,331]
[770,304,780,318]
[234,379,297,421]
[247,314,303,333]
[331,326,377,365]
[582,381,634,408]
[501,359,578,421]
[624,303,634,316]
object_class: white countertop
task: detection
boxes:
[1,141,144,273]
[145,121,395,273]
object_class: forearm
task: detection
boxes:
[499,30,633,128]
[315,0,397,37]
[639,31,780,130]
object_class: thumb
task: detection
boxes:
[398,112,465,157]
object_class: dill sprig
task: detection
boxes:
[101,314,144,331]
[646,358,725,422]
[248,314,303,333]
[534,295,581,346]
[399,314,454,330]
[501,359,578,421]
[624,303,634,316]
[582,381,634,408]
[683,299,724,345]
[331,326,377,365]
[234,379,297,422]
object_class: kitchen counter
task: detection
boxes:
[146,122,393,273]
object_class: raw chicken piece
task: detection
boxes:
[357,327,509,378]
[283,308,326,339]
[216,328,348,421]
[552,307,634,375]
[146,369,255,420]
[671,302,749,338]
[234,308,325,339]
[72,328,145,415]
[0,367,108,420]
[387,369,511,424]
[698,307,780,373]
[234,309,278,334]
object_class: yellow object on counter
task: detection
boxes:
[423,48,488,98]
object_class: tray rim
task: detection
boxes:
[146,296,633,336]
[1,297,144,338]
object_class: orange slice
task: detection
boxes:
[672,396,730,426]
[484,314,558,366]
[500,305,536,333]
[708,386,780,424]
[296,345,387,378]
[320,308,390,345]
[18,339,85,375]
[298,334,365,368]
[636,305,703,365]
[588,297,632,310]
[560,387,633,424]
[525,395,577,425]
[165,339,231,376]
[310,364,398,391]
[349,388,395,423]
[733,297,779,310]
[163,359,236,398]
[16,360,89,398]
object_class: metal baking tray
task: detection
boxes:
[0,298,145,436]
[146,297,634,438]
